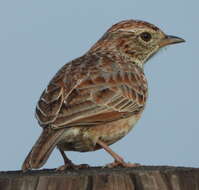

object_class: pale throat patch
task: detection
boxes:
[132,60,144,69]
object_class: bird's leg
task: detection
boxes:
[97,140,124,163]
[56,149,74,171]
[56,148,89,171]
[97,139,140,168]
[59,148,74,166]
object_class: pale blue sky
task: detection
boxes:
[0,0,198,171]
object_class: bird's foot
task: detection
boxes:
[106,160,140,168]
[56,163,90,171]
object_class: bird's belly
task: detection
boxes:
[57,113,141,152]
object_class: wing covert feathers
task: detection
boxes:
[35,53,148,129]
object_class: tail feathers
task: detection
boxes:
[22,128,64,172]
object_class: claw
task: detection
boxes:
[106,160,140,168]
[56,163,90,171]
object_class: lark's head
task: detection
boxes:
[90,20,185,67]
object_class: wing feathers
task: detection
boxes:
[35,54,148,129]
[52,106,107,128]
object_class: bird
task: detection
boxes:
[22,19,185,171]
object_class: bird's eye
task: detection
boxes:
[140,32,152,42]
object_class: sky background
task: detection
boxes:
[0,0,198,171]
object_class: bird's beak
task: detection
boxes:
[159,35,185,47]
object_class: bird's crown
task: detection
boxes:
[107,19,160,33]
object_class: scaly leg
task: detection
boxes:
[59,149,74,166]
[97,140,140,168]
[56,149,89,171]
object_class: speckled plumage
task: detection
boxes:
[22,19,184,171]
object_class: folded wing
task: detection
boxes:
[36,54,148,129]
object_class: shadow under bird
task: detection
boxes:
[22,19,185,171]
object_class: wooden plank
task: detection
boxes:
[0,166,198,190]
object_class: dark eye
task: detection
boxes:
[140,32,152,42]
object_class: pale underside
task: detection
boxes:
[57,114,142,152]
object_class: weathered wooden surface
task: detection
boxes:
[0,166,199,190]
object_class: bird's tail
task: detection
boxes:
[22,127,65,172]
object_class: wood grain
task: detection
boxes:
[0,166,199,190]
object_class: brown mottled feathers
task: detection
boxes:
[22,128,65,170]
[36,52,148,129]
[22,19,185,171]
[107,19,159,33]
